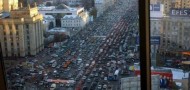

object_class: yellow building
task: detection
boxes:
[0,0,2,12]
[0,4,44,57]
[174,0,190,8]
[3,0,18,12]
[162,0,190,15]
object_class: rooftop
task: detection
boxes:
[43,15,55,19]
[62,15,80,19]
[48,28,67,32]
[56,4,70,9]
[38,6,56,10]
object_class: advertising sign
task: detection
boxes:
[151,36,160,45]
[136,36,160,45]
[170,8,190,17]
[136,36,140,45]
[150,4,161,11]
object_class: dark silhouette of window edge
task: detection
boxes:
[139,0,151,90]
[0,45,7,90]
[0,0,151,90]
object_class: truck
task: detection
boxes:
[113,69,120,81]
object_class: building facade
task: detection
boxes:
[38,5,84,15]
[161,16,190,51]
[150,3,164,66]
[161,0,190,15]
[0,0,2,12]
[3,0,19,12]
[43,15,56,30]
[59,0,81,5]
[0,5,44,57]
[61,12,89,28]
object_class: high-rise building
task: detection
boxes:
[0,4,44,57]
[3,0,19,12]
[161,0,190,15]
[0,0,3,12]
[161,16,190,51]
[150,3,164,66]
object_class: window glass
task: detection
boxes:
[150,0,190,90]
[2,0,140,90]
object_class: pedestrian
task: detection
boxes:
[160,76,165,88]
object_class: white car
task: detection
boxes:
[82,76,87,80]
[98,85,102,89]
[103,84,107,88]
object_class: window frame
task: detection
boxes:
[0,0,151,90]
[139,0,151,90]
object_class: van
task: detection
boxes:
[77,58,82,64]
[51,54,58,58]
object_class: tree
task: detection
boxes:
[90,7,97,18]
[54,33,67,42]
[81,0,94,10]
[46,2,52,6]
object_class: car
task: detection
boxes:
[83,86,88,90]
[97,85,102,89]
[82,76,87,80]
[70,83,75,87]
[104,77,108,81]
[66,83,70,87]
[95,73,99,77]
[39,81,43,86]
[103,84,107,89]
[90,73,94,78]
[92,82,97,88]
[93,68,96,72]
[95,78,99,82]
[87,78,91,82]
[60,83,64,87]
[39,71,42,75]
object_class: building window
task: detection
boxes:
[4,37,6,41]
[5,48,8,52]
[17,43,19,47]
[16,31,19,35]
[11,43,13,46]
[15,25,18,30]
[28,47,30,55]
[27,30,29,34]
[10,32,12,35]
[11,48,14,52]
[4,42,7,47]
[9,25,12,30]
[4,31,6,35]
[26,24,29,29]
[27,36,30,40]
[27,40,30,45]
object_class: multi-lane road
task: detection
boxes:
[6,0,139,90]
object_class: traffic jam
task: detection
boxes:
[6,0,139,90]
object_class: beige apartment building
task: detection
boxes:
[0,4,44,57]
[161,16,190,51]
[162,0,190,15]
[3,0,19,12]
[61,11,89,28]
[0,0,2,12]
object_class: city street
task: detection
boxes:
[5,0,139,90]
